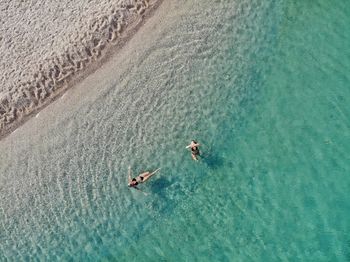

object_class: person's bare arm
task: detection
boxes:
[128,166,132,184]
[186,143,200,148]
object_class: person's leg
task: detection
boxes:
[138,172,150,182]
[150,168,160,176]
[192,153,198,161]
[141,168,160,182]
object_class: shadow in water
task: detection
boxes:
[146,175,192,217]
[201,150,224,169]
[149,176,173,197]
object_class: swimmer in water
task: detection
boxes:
[186,140,200,161]
[127,166,161,191]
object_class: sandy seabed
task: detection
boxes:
[0,0,161,139]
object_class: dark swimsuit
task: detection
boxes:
[129,182,138,188]
[129,176,143,187]
[129,178,138,187]
[191,146,200,156]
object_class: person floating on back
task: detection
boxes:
[186,140,200,161]
[127,166,160,193]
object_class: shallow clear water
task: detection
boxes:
[1,0,350,261]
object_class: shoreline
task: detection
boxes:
[0,0,164,141]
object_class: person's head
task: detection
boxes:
[191,140,197,144]
[128,178,138,187]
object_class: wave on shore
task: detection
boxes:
[0,0,160,139]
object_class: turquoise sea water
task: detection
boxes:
[1,0,350,261]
